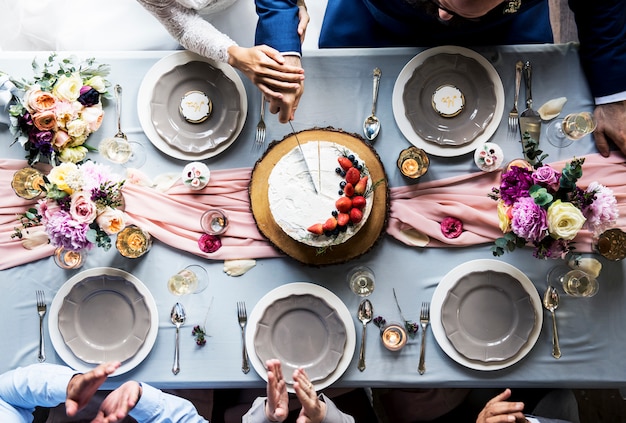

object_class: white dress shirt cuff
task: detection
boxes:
[595,91,626,105]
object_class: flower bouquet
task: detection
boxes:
[490,157,618,259]
[6,53,110,165]
[13,161,125,252]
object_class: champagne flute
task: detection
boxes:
[547,265,599,297]
[99,84,147,167]
[546,111,597,148]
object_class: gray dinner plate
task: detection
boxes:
[150,60,241,153]
[402,53,497,147]
[58,274,151,363]
[441,270,536,362]
[254,294,347,382]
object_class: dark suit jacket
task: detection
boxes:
[254,0,626,98]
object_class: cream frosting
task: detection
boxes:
[268,141,373,247]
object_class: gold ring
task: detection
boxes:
[307,382,313,390]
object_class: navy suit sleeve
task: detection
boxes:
[255,0,302,54]
[568,0,626,98]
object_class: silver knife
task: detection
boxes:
[288,121,318,194]
[519,61,542,146]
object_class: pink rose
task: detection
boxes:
[69,192,98,224]
[37,199,61,225]
[81,104,104,132]
[440,216,463,239]
[198,233,222,253]
[531,165,560,188]
[53,130,71,149]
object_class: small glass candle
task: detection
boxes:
[397,147,429,179]
[116,225,152,258]
[11,167,45,199]
[200,209,228,235]
[54,247,86,269]
[595,228,626,261]
[381,323,408,351]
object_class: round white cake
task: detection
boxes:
[268,141,373,248]
[179,90,212,123]
[432,84,465,117]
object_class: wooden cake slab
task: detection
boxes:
[249,127,389,265]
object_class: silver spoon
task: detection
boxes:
[357,299,373,371]
[363,68,382,142]
[543,286,561,359]
[171,302,186,375]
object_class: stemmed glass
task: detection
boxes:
[546,111,597,148]
[347,266,375,297]
[547,265,599,297]
[98,84,147,167]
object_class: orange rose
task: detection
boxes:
[27,89,57,112]
[32,111,57,131]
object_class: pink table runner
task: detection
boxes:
[2,153,625,270]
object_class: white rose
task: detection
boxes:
[547,200,586,240]
[96,207,126,235]
[58,146,88,163]
[85,75,106,93]
[53,73,83,102]
[81,104,104,132]
[66,118,89,138]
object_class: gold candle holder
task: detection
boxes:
[116,225,152,258]
[397,147,429,179]
[381,323,408,351]
[53,247,86,269]
[595,228,626,261]
[11,167,45,199]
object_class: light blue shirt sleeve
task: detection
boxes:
[242,394,354,423]
[129,383,209,423]
[0,364,75,423]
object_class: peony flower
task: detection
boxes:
[55,100,77,128]
[547,200,586,240]
[32,110,57,131]
[96,207,126,235]
[26,89,57,113]
[499,166,534,206]
[48,162,79,194]
[584,182,619,232]
[531,165,560,189]
[58,145,88,163]
[53,73,83,101]
[45,210,91,251]
[69,192,98,224]
[37,199,62,225]
[440,216,463,239]
[511,196,548,242]
[198,233,222,253]
[497,200,512,233]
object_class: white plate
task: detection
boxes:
[137,51,247,160]
[392,46,505,157]
[246,282,356,392]
[431,259,542,371]
[49,267,159,376]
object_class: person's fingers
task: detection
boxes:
[593,128,611,157]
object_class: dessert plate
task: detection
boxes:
[246,282,355,392]
[431,259,542,371]
[49,267,158,376]
[138,51,247,160]
[151,60,241,153]
[441,270,535,362]
[392,46,504,157]
[254,293,347,382]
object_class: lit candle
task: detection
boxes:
[116,225,152,258]
[397,147,429,179]
[54,247,85,269]
[381,323,408,351]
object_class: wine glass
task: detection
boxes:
[347,265,375,297]
[546,111,597,148]
[547,265,599,298]
[98,84,146,167]
[167,265,209,296]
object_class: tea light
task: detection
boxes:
[381,323,408,351]
[201,209,229,235]
[116,225,152,258]
[397,147,429,179]
[54,247,85,269]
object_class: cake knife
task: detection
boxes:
[288,121,319,194]
[519,61,542,147]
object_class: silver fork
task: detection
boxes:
[508,61,523,140]
[418,301,430,375]
[237,301,250,374]
[36,290,46,362]
[253,95,266,150]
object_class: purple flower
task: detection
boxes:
[45,210,91,251]
[511,197,548,242]
[77,86,100,107]
[440,216,463,239]
[198,233,222,253]
[531,165,560,189]
[500,166,533,206]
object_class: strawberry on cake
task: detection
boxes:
[267,141,373,248]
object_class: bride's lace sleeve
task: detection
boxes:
[136,0,237,63]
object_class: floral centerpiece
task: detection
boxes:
[6,53,110,165]
[13,161,125,252]
[490,155,618,259]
